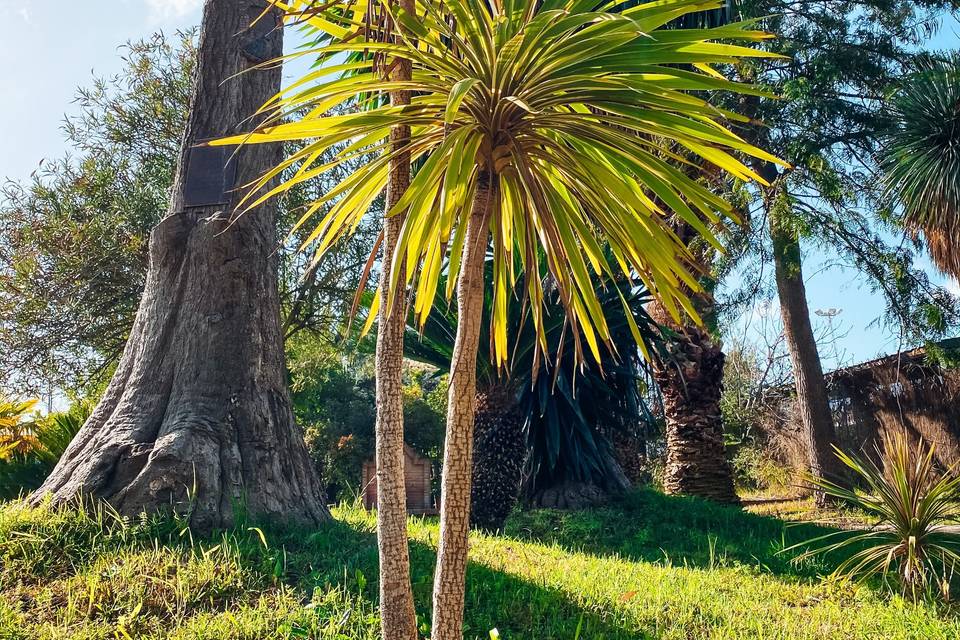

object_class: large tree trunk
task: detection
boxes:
[374,0,419,635]
[31,0,329,530]
[431,172,495,640]
[652,319,738,503]
[767,191,844,507]
[648,213,737,503]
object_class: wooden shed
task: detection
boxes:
[826,337,960,468]
[361,444,436,514]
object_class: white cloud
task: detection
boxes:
[0,1,32,23]
[146,0,202,20]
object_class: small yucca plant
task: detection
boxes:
[790,430,960,598]
[0,400,87,499]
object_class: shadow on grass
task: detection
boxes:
[0,499,643,639]
[0,490,861,639]
[503,487,846,580]
[277,517,645,640]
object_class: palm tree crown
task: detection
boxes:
[882,54,960,279]
[217,0,783,367]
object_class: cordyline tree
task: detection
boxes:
[221,0,783,636]
[29,0,329,528]
[373,0,419,634]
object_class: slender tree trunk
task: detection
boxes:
[431,171,495,640]
[767,198,844,506]
[30,0,329,529]
[374,0,418,635]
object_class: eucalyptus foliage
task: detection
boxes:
[716,0,960,346]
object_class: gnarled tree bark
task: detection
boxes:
[31,0,329,530]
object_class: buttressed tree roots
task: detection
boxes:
[31,0,330,530]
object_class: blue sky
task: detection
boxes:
[1,0,958,372]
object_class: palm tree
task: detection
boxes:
[217,0,782,636]
[882,54,960,280]
[401,265,660,528]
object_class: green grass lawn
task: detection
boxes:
[0,488,955,639]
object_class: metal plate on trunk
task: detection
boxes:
[182,145,238,208]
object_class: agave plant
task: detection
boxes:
[219,0,783,635]
[881,54,960,279]
[789,430,960,597]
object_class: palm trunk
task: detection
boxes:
[470,385,526,531]
[652,318,738,503]
[648,212,736,503]
[30,0,329,529]
[768,201,844,506]
[430,171,495,640]
[374,1,418,636]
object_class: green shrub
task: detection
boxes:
[732,444,791,493]
[0,399,89,499]
[289,334,445,503]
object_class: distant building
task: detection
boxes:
[361,444,436,515]
[825,337,960,466]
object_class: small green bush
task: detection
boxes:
[732,443,792,493]
[288,334,445,502]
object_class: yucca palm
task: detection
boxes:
[371,0,419,636]
[789,431,960,598]
[882,54,960,279]
[219,0,782,635]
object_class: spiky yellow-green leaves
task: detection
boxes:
[216,0,785,367]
